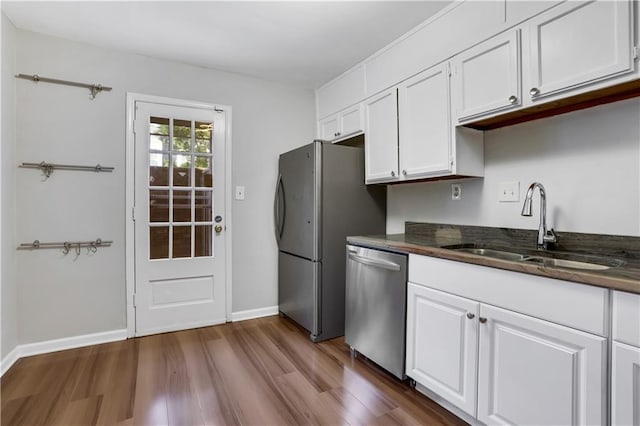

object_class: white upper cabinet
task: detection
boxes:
[525,0,634,103]
[365,64,483,184]
[477,303,607,426]
[452,30,522,123]
[318,104,363,143]
[364,88,399,183]
[398,63,452,178]
[316,65,366,120]
[318,115,339,141]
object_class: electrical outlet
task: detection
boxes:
[498,181,519,202]
[451,183,462,201]
[235,186,245,200]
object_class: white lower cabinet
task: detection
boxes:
[611,341,640,426]
[477,304,606,426]
[611,290,640,426]
[406,283,479,417]
[406,255,608,425]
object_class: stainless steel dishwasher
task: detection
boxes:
[345,244,408,379]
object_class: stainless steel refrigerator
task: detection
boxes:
[274,140,386,342]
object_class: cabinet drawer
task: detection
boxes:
[409,254,609,336]
[612,290,640,347]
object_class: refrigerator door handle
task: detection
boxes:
[273,174,285,244]
[348,252,401,272]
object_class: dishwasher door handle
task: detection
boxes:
[348,253,401,271]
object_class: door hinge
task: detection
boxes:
[132,206,136,222]
[450,157,454,167]
[633,46,638,60]
[132,293,136,307]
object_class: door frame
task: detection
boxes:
[125,92,233,338]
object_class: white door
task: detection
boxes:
[477,304,606,426]
[453,29,521,122]
[364,88,399,183]
[526,0,633,102]
[134,101,227,336]
[406,283,479,417]
[398,63,451,179]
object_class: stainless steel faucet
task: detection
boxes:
[521,182,558,249]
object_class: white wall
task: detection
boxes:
[13,30,314,344]
[1,13,18,361]
[388,98,640,237]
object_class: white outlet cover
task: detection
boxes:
[451,183,462,201]
[498,181,519,202]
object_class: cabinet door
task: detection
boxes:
[526,0,633,102]
[611,341,640,426]
[319,115,339,141]
[398,64,451,179]
[406,283,479,417]
[453,30,522,122]
[339,104,363,139]
[364,89,399,183]
[478,304,606,426]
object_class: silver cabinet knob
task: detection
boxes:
[529,88,540,97]
[508,95,518,104]
[337,132,341,136]
[479,317,487,324]
[390,171,396,177]
[334,132,338,137]
[402,170,407,176]
[466,312,475,319]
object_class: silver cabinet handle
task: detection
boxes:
[466,313,475,319]
[391,171,396,177]
[529,88,540,97]
[348,252,401,271]
[508,95,518,104]
[479,317,488,324]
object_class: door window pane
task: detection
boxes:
[150,190,169,222]
[173,226,192,258]
[195,121,212,153]
[149,153,169,186]
[173,119,192,152]
[195,191,212,222]
[195,225,212,257]
[173,190,192,223]
[173,155,192,186]
[195,156,212,187]
[150,227,169,259]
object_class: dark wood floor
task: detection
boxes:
[1,315,466,425]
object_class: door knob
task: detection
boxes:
[214,225,223,233]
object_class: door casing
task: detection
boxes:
[125,92,233,338]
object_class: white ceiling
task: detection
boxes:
[2,1,452,89]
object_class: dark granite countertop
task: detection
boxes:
[347,223,640,295]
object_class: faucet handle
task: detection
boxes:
[544,228,558,244]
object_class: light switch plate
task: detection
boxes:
[235,186,245,200]
[499,181,519,202]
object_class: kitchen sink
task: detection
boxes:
[522,257,612,270]
[441,243,624,271]
[449,247,529,262]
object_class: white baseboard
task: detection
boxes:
[0,346,20,377]
[1,329,127,377]
[231,305,279,322]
